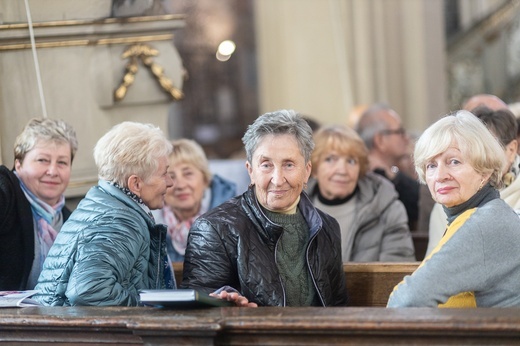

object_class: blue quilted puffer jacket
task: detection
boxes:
[34,180,170,306]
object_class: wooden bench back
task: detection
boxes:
[173,262,418,307]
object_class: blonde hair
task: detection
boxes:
[311,125,369,177]
[414,110,506,188]
[14,118,78,164]
[170,139,212,184]
[94,122,172,186]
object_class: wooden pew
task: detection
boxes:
[1,306,520,345]
[173,262,418,307]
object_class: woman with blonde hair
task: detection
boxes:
[308,125,415,262]
[388,111,520,307]
[0,118,77,290]
[35,121,174,306]
[153,138,236,262]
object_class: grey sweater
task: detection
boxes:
[388,186,520,307]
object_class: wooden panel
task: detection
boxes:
[1,306,520,345]
[174,262,418,307]
[344,262,417,307]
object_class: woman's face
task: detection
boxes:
[164,162,209,220]
[315,150,360,200]
[139,155,174,210]
[425,145,490,208]
[246,134,311,212]
[15,140,72,206]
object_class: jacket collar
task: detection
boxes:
[243,185,322,243]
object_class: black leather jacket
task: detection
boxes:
[181,186,348,307]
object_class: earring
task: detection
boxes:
[478,179,485,191]
[303,182,308,189]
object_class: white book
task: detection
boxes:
[139,289,234,308]
[0,290,40,308]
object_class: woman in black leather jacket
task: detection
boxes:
[181,110,348,307]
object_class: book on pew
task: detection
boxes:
[0,290,41,308]
[139,289,234,308]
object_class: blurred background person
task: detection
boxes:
[35,122,174,306]
[153,138,236,262]
[388,111,520,307]
[462,93,508,112]
[356,103,420,231]
[307,125,415,262]
[0,118,78,290]
[427,106,520,255]
[182,110,348,307]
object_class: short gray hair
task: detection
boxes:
[242,109,315,163]
[14,118,78,164]
[414,110,506,188]
[94,122,172,186]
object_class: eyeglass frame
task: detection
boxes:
[380,127,406,137]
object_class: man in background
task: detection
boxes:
[356,103,419,231]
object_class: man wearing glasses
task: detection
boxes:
[355,103,420,231]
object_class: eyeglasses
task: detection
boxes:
[380,127,406,137]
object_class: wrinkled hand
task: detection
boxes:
[210,291,258,307]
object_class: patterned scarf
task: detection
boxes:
[109,181,155,221]
[161,205,206,256]
[15,172,65,265]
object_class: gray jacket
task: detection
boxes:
[308,172,415,262]
[34,180,170,306]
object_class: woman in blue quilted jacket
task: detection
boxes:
[34,121,174,306]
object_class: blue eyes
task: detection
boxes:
[426,159,461,170]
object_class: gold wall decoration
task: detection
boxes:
[114,43,184,102]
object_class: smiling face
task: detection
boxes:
[15,140,72,206]
[165,162,209,221]
[246,134,311,213]
[315,150,360,200]
[425,145,490,208]
[138,155,174,210]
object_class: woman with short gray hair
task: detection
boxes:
[182,110,348,307]
[35,121,175,306]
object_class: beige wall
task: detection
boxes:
[0,2,185,196]
[254,0,447,133]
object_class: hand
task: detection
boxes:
[210,291,258,307]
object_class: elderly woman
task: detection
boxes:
[387,111,520,307]
[182,110,348,307]
[0,118,78,291]
[308,125,415,262]
[427,106,520,255]
[34,122,174,306]
[153,138,236,262]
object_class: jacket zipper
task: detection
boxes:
[155,229,162,289]
[307,231,325,307]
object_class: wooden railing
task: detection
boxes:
[1,306,520,345]
[2,263,520,345]
[173,262,418,307]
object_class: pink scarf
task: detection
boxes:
[161,206,204,256]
